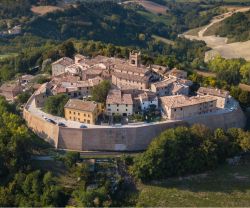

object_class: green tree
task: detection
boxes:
[240,62,250,84]
[44,94,69,116]
[91,80,111,103]
[58,41,76,58]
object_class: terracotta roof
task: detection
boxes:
[77,76,103,88]
[0,83,22,92]
[160,95,217,108]
[51,73,80,84]
[52,57,74,67]
[152,78,176,88]
[197,87,229,98]
[139,91,157,102]
[106,89,133,105]
[168,68,187,78]
[64,99,97,112]
[112,72,150,83]
[114,63,150,74]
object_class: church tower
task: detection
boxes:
[129,51,141,67]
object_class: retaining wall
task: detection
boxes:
[24,107,246,151]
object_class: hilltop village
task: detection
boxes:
[21,51,236,127]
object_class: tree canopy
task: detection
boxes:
[44,94,69,117]
[131,124,250,181]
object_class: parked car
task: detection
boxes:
[47,119,57,125]
[80,124,88,129]
[58,122,67,127]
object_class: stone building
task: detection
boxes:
[64,99,102,124]
[167,68,187,79]
[138,91,158,111]
[111,51,153,90]
[106,89,133,116]
[0,82,23,101]
[197,87,230,108]
[51,75,103,98]
[52,57,74,76]
[34,83,52,107]
[160,95,217,120]
[151,78,191,97]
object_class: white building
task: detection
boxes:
[106,89,133,116]
[138,91,158,111]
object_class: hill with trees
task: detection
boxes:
[213,10,250,42]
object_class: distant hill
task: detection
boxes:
[24,1,170,46]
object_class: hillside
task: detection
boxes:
[213,11,250,42]
[24,1,169,46]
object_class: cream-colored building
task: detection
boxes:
[106,89,133,116]
[160,95,217,120]
[64,99,102,124]
[197,87,230,108]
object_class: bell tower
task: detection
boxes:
[129,51,141,67]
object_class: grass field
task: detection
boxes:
[31,6,63,15]
[137,0,169,14]
[152,35,174,45]
[137,10,170,25]
[136,161,250,207]
[0,53,18,60]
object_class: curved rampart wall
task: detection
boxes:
[58,121,186,151]
[23,109,59,147]
[24,107,246,151]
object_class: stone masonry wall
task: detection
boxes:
[24,107,246,151]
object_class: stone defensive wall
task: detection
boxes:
[23,92,246,151]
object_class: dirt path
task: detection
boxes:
[183,7,250,61]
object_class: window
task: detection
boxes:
[117,104,119,107]
[69,111,71,114]
[84,114,86,116]
[88,114,90,117]
[108,104,110,107]
[126,109,128,111]
[180,108,183,111]
[117,109,119,111]
[74,112,75,115]
[126,104,128,107]
[174,109,176,111]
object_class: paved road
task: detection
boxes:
[26,92,238,130]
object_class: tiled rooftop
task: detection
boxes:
[112,72,150,83]
[197,87,229,98]
[52,57,74,67]
[106,89,133,105]
[65,99,97,112]
[160,95,217,108]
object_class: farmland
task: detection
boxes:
[136,161,250,207]
[31,6,63,15]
